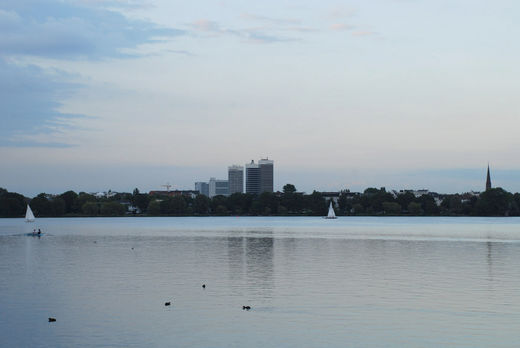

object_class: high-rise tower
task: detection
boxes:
[259,158,274,193]
[228,165,244,194]
[486,164,492,191]
[245,160,261,194]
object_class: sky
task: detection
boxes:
[1,0,519,196]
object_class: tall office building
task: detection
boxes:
[209,177,229,198]
[228,165,244,194]
[245,160,261,194]
[195,182,209,196]
[259,158,274,193]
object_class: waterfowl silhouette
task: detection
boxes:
[202,284,206,289]
[48,317,56,322]
[242,306,251,310]
[165,302,171,306]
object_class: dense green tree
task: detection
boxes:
[418,195,439,215]
[258,192,279,215]
[52,198,66,216]
[147,200,161,215]
[112,192,132,203]
[514,193,520,208]
[59,190,78,214]
[160,196,187,215]
[306,191,327,216]
[4,185,520,218]
[364,187,382,195]
[512,193,520,216]
[382,201,402,215]
[0,189,26,217]
[476,188,513,216]
[211,195,228,214]
[356,187,395,214]
[132,193,149,213]
[462,196,478,216]
[337,193,352,215]
[352,203,364,215]
[281,184,304,214]
[407,202,423,215]
[396,192,415,210]
[170,196,188,215]
[215,205,228,215]
[82,202,99,216]
[225,193,240,214]
[250,200,262,215]
[283,184,297,194]
[73,193,96,213]
[226,193,250,214]
[440,195,463,215]
[30,194,53,216]
[278,205,288,215]
[100,202,126,216]
[194,194,211,214]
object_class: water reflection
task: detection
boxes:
[2,218,520,348]
[226,230,274,297]
[487,241,493,282]
[227,236,245,282]
[245,235,274,296]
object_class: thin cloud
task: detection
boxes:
[328,6,357,19]
[330,23,355,31]
[191,19,222,32]
[0,0,185,147]
[285,26,318,33]
[189,18,297,44]
[78,0,153,8]
[240,13,301,26]
[0,1,184,60]
[166,49,195,56]
[352,31,378,37]
[243,31,299,44]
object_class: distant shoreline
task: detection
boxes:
[2,214,517,219]
[2,186,518,218]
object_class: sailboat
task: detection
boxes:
[324,201,337,219]
[25,205,35,222]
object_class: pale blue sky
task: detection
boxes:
[0,0,519,196]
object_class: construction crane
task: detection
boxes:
[161,183,172,192]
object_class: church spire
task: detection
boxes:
[486,163,492,191]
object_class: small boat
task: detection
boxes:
[27,231,44,237]
[324,201,337,219]
[25,205,35,222]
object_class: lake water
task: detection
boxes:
[1,217,520,347]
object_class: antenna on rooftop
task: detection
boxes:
[161,183,172,192]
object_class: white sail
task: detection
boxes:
[326,202,337,219]
[25,205,35,222]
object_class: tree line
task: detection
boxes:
[1,185,520,218]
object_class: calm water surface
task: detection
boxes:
[1,217,520,347]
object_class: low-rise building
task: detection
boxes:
[195,182,209,196]
[209,178,229,198]
[149,190,198,199]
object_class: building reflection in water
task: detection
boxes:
[486,241,494,283]
[227,229,274,297]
